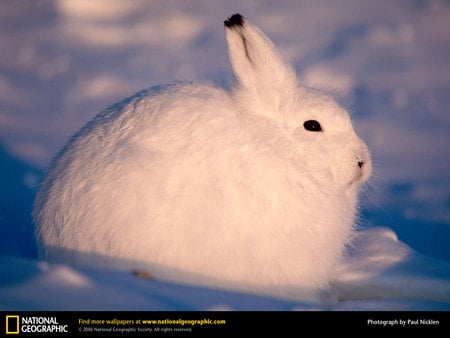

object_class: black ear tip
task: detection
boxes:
[224,13,245,28]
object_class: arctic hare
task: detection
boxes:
[34,14,371,300]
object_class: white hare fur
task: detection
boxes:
[33,14,371,301]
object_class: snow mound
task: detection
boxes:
[1,227,449,311]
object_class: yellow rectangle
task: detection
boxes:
[6,315,19,335]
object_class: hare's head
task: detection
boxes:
[225,14,371,191]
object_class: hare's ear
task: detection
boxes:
[224,14,298,111]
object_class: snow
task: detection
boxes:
[1,0,449,310]
[2,227,450,311]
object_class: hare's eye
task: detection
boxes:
[303,120,322,132]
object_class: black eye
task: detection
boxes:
[303,120,322,132]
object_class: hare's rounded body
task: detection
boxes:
[34,14,371,300]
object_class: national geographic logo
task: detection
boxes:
[5,315,69,334]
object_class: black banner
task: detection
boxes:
[1,311,448,336]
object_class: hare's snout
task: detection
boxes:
[355,147,372,183]
[333,140,372,187]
